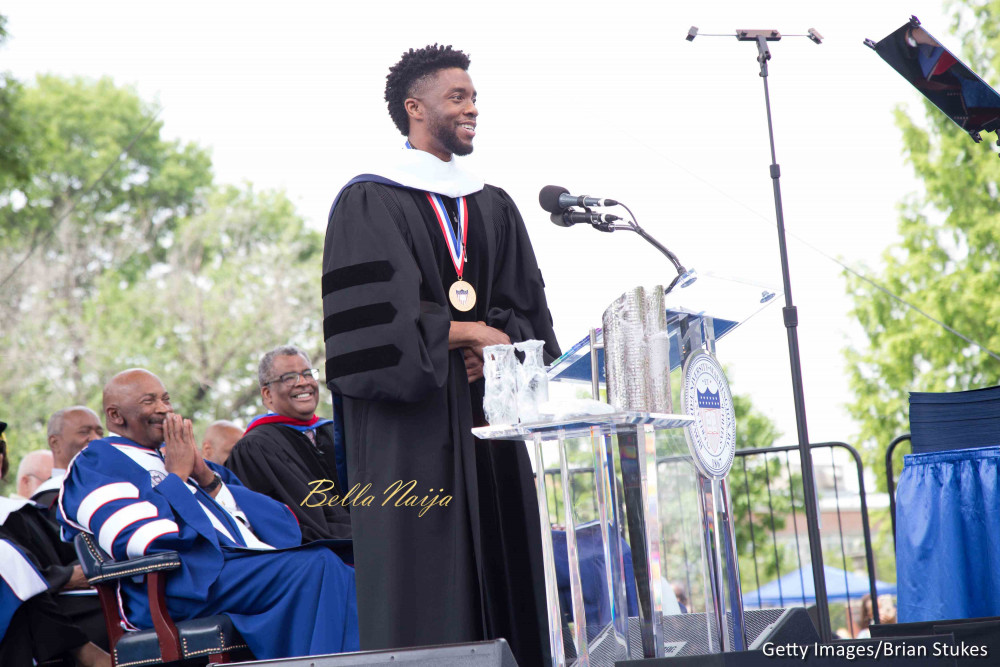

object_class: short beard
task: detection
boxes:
[447,135,473,156]
[429,119,473,157]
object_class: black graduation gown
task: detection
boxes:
[322,181,560,667]
[0,503,77,586]
[0,591,91,666]
[0,503,106,657]
[225,422,352,542]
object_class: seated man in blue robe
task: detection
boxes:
[553,523,639,638]
[58,369,359,661]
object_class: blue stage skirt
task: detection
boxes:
[896,446,1000,622]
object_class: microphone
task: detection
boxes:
[539,185,618,213]
[549,211,622,228]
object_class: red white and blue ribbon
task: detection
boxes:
[404,140,470,280]
[426,192,468,279]
[245,413,331,435]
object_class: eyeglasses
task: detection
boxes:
[265,369,319,386]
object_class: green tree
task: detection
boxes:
[84,183,326,425]
[845,1,1000,485]
[1,181,326,448]
[729,394,803,590]
[0,75,211,252]
[0,77,327,495]
[0,14,32,191]
[0,76,211,474]
[0,76,213,437]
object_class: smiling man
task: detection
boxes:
[225,346,351,542]
[322,45,559,666]
[58,368,359,660]
[31,406,104,509]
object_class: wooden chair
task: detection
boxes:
[73,533,250,666]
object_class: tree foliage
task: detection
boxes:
[845,1,1000,484]
[1,76,212,441]
[0,14,31,195]
[0,75,328,493]
[83,184,325,425]
[729,394,803,587]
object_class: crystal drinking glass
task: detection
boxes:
[483,343,519,426]
[515,339,548,422]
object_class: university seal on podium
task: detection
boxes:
[681,350,736,479]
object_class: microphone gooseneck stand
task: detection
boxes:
[541,184,695,291]
[590,205,697,293]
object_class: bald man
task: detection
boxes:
[201,420,243,466]
[58,369,358,660]
[32,406,103,508]
[15,450,52,500]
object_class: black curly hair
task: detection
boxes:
[385,44,471,136]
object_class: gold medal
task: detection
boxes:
[426,192,475,312]
[449,280,477,312]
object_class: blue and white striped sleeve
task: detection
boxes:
[0,538,50,638]
[58,443,195,561]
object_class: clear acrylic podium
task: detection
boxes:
[475,413,691,666]
[474,275,780,666]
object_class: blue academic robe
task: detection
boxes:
[0,538,49,640]
[58,437,358,659]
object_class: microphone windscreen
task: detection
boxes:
[549,211,573,227]
[538,185,569,213]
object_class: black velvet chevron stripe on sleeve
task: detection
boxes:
[322,260,395,296]
[323,303,398,339]
[326,345,403,379]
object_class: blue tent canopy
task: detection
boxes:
[743,564,896,608]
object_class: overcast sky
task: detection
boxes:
[2,0,968,447]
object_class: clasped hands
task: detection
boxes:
[162,413,218,493]
[449,321,510,383]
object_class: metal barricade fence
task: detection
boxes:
[884,433,911,550]
[541,441,884,631]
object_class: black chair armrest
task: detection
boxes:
[73,532,180,584]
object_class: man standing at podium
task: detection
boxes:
[322,44,560,667]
